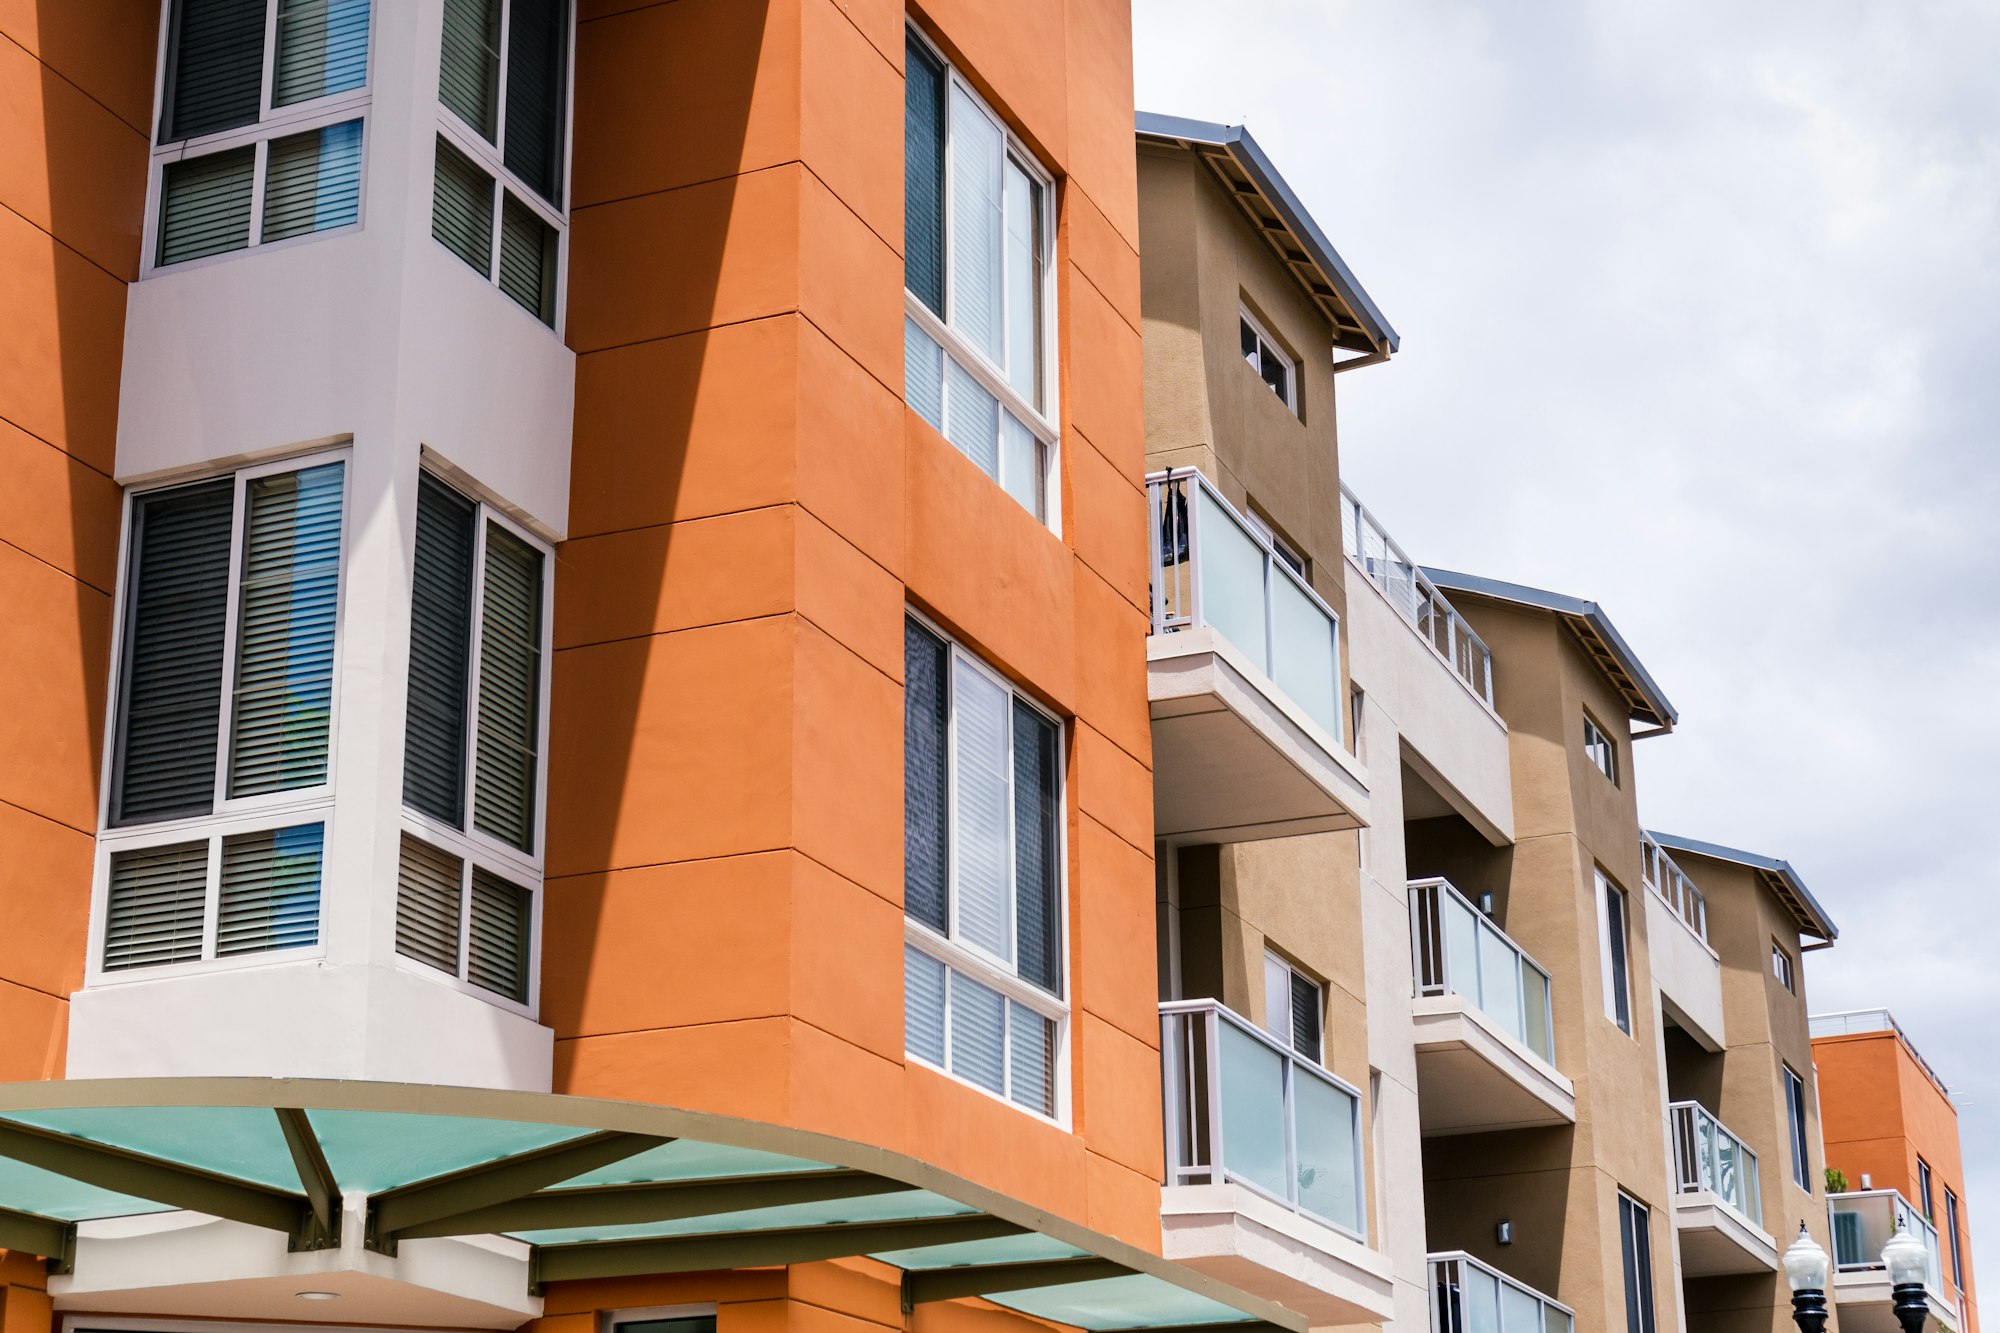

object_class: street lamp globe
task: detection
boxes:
[1784,1225,1830,1292]
[1883,1224,1929,1288]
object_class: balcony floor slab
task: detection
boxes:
[1159,1183,1395,1326]
[1410,995,1575,1136]
[1148,628,1369,845]
[1672,1192,1778,1276]
[1829,1272,1960,1333]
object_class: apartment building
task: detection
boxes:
[0,6,1961,1333]
[1813,1010,1978,1332]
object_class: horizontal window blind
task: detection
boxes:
[472,524,543,851]
[502,0,567,206]
[497,194,557,325]
[468,867,531,1001]
[903,620,950,932]
[1008,1004,1054,1114]
[395,834,464,974]
[158,147,255,267]
[1013,700,1061,996]
[440,0,502,139]
[165,0,267,141]
[953,657,1012,961]
[115,479,234,825]
[103,841,210,971]
[404,473,477,825]
[229,463,345,798]
[262,119,363,243]
[904,944,946,1065]
[273,0,371,106]
[903,34,946,314]
[433,136,495,275]
[216,822,324,956]
[948,968,1006,1094]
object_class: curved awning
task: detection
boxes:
[0,1078,1298,1333]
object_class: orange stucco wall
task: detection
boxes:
[549,0,1155,1250]
[1815,1030,1979,1328]
[0,3,153,1084]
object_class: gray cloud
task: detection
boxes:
[1136,0,2000,1294]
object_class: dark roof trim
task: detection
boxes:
[1420,568,1678,731]
[1135,111,1399,357]
[1648,830,1839,943]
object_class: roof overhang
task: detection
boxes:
[1648,831,1838,943]
[1420,568,1677,734]
[1135,112,1398,365]
[0,1078,1301,1333]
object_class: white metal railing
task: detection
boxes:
[1641,832,1708,944]
[1339,483,1494,707]
[1409,878,1556,1065]
[1810,1010,1949,1096]
[1831,1189,1947,1295]
[1428,1251,1575,1333]
[1160,998,1366,1239]
[1148,471,1344,742]
[1670,1101,1763,1226]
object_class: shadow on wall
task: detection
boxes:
[0,3,156,1078]
[538,0,777,1061]
[1421,1124,1576,1297]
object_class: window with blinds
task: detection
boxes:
[151,0,372,269]
[903,615,1065,1119]
[395,471,547,1011]
[432,0,568,325]
[96,454,346,976]
[903,27,1054,527]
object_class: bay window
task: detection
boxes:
[395,470,549,1010]
[903,27,1057,527]
[96,454,348,974]
[903,615,1065,1118]
[432,0,569,325]
[150,0,371,269]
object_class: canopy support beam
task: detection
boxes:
[0,1117,320,1247]
[900,1257,1129,1310]
[529,1214,1026,1291]
[0,1204,74,1272]
[368,1130,670,1253]
[275,1107,341,1248]
[396,1168,911,1240]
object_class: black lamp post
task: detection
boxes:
[1882,1223,1933,1332]
[1782,1224,1831,1333]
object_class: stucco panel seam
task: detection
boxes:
[0,29,151,138]
[0,530,115,600]
[0,197,131,290]
[0,791,97,844]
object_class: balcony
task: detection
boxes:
[1829,1190,1960,1333]
[1147,471,1370,844]
[1408,880,1575,1135]
[1641,833,1725,1051]
[1669,1101,1777,1274]
[1428,1252,1574,1333]
[1159,1000,1395,1324]
[1339,485,1494,707]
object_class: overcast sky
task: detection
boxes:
[1135,0,2000,1295]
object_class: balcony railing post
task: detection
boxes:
[1204,1004,1224,1187]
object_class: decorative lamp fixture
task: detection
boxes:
[1783,1224,1831,1332]
[1883,1224,1932,1331]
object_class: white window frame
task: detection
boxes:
[903,22,1062,535]
[1583,711,1619,784]
[1239,305,1298,414]
[392,463,554,1018]
[903,610,1071,1128]
[1784,1064,1810,1190]
[1263,949,1324,1063]
[1619,1192,1658,1333]
[433,0,576,331]
[87,446,354,985]
[603,1306,719,1333]
[1771,939,1795,993]
[143,0,376,277]
[1597,869,1633,1035]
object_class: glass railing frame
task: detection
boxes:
[1408,877,1557,1065]
[1147,469,1345,745]
[1640,832,1710,946]
[1159,997,1368,1242]
[1829,1188,1948,1296]
[1337,483,1496,709]
[1668,1099,1764,1228]
[1809,1010,1950,1097]
[1427,1250,1575,1333]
